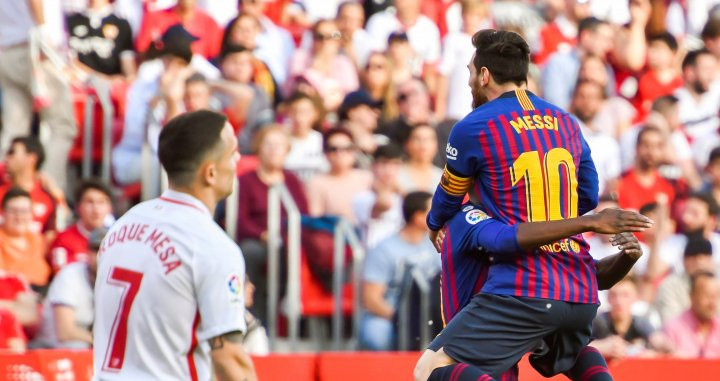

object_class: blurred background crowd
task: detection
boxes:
[0,0,719,363]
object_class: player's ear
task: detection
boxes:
[480,67,490,87]
[202,161,217,186]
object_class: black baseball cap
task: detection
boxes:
[339,90,381,120]
[146,24,199,63]
[388,31,409,44]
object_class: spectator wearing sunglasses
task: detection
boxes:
[288,19,359,111]
[306,128,372,224]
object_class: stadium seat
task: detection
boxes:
[69,84,125,164]
[299,247,353,317]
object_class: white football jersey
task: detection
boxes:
[93,190,246,381]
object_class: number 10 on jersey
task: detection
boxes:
[510,148,578,222]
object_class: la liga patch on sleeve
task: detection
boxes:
[227,274,243,303]
[465,209,489,225]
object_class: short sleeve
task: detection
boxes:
[47,266,82,307]
[194,239,247,341]
[363,242,393,284]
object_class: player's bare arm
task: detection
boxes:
[210,330,257,381]
[595,232,643,290]
[514,208,652,250]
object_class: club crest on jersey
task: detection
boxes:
[227,274,242,302]
[465,209,489,225]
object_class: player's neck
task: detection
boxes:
[400,225,426,244]
[167,185,216,215]
[487,82,527,102]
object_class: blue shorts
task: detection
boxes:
[428,293,598,379]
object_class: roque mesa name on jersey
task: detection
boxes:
[99,222,182,275]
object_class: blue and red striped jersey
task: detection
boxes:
[428,89,600,304]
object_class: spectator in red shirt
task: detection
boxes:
[618,125,676,211]
[237,125,308,324]
[48,179,113,275]
[635,33,683,118]
[0,136,63,236]
[0,308,25,352]
[135,0,222,59]
[0,270,39,344]
[534,0,578,65]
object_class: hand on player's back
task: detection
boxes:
[611,232,643,260]
[587,208,653,234]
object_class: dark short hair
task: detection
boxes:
[373,143,404,161]
[220,43,250,61]
[636,125,663,147]
[682,48,713,70]
[471,29,530,86]
[690,270,716,294]
[287,91,325,130]
[10,136,45,170]
[651,94,679,113]
[573,79,605,99]
[684,237,713,258]
[702,17,720,39]
[402,191,432,222]
[648,32,679,52]
[158,110,228,186]
[709,146,720,165]
[322,127,354,152]
[639,202,659,216]
[577,17,609,38]
[686,192,720,216]
[185,72,208,86]
[2,187,31,209]
[74,178,113,205]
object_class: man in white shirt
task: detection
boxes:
[94,110,256,380]
[674,49,720,142]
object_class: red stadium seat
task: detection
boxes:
[70,84,125,164]
[236,155,260,176]
[299,247,353,316]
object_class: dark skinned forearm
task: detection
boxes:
[595,252,639,290]
[515,216,595,250]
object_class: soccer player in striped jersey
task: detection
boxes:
[416,29,609,381]
[430,205,649,380]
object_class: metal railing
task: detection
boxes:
[266,183,302,350]
[332,219,364,350]
[396,265,436,351]
[81,77,114,183]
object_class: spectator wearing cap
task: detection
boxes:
[66,0,137,81]
[288,19,359,111]
[0,0,77,194]
[646,193,720,288]
[436,0,492,121]
[283,92,329,183]
[635,33,683,118]
[48,179,113,275]
[365,0,441,88]
[306,128,373,224]
[135,0,222,59]
[617,125,676,212]
[237,125,308,325]
[113,24,220,186]
[571,80,621,196]
[542,17,615,109]
[674,49,720,141]
[663,272,720,359]
[0,136,64,236]
[33,227,106,349]
[338,90,386,167]
[0,188,50,288]
[656,237,717,325]
[398,125,442,194]
[353,144,405,250]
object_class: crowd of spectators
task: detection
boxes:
[0,0,720,361]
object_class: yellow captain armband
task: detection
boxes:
[440,166,473,196]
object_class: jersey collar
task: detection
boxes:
[159,190,212,216]
[498,89,536,99]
